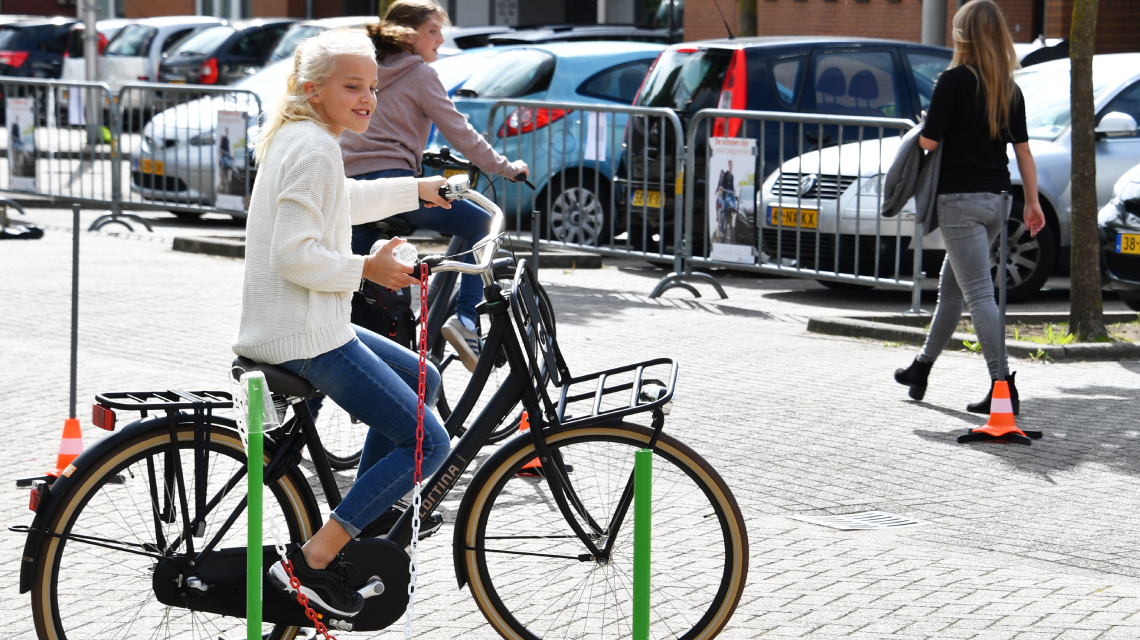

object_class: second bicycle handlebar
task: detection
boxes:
[418,174,505,287]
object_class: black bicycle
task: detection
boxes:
[18,174,748,640]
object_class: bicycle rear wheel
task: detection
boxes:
[31,419,322,640]
[462,421,748,639]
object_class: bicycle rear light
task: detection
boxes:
[29,480,48,512]
[92,403,116,431]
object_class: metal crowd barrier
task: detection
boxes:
[486,99,686,288]
[656,108,924,312]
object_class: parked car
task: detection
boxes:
[426,41,665,245]
[158,19,295,86]
[55,19,131,121]
[268,15,378,63]
[758,52,1140,299]
[0,17,77,79]
[438,25,513,57]
[128,48,493,214]
[487,25,670,46]
[621,36,952,253]
[1099,162,1140,310]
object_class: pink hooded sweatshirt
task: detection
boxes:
[339,50,513,178]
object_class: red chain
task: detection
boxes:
[415,262,428,484]
[283,560,336,640]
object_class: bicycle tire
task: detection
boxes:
[31,420,322,640]
[462,420,748,640]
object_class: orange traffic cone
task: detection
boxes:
[957,381,1033,445]
[517,411,543,476]
[18,417,85,487]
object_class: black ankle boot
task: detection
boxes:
[894,358,933,401]
[967,371,1019,415]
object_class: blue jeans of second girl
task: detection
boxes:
[280,326,449,537]
[350,168,493,325]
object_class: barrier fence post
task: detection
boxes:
[246,375,265,640]
[633,448,652,640]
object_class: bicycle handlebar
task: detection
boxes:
[418,174,505,286]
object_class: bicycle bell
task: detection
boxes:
[442,173,470,199]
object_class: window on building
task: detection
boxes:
[578,59,655,104]
[809,51,900,118]
[770,55,805,107]
[906,52,950,114]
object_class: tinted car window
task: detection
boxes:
[67,28,84,57]
[770,56,805,107]
[458,49,556,98]
[810,51,900,118]
[1100,82,1140,137]
[106,24,156,56]
[232,30,267,58]
[271,24,321,61]
[907,52,950,113]
[162,28,195,55]
[577,59,653,104]
[169,26,235,57]
[40,25,70,54]
[0,27,31,50]
[635,48,732,113]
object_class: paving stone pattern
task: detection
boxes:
[4,214,1140,639]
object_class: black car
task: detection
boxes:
[621,36,952,252]
[487,25,671,46]
[0,17,78,79]
[158,19,295,86]
[1099,165,1140,311]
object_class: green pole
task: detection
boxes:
[246,375,265,640]
[633,448,652,640]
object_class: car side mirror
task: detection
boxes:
[1095,111,1138,140]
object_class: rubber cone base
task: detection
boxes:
[958,431,1032,446]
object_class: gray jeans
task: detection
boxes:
[920,193,1009,379]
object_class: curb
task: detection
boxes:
[171,235,603,269]
[807,314,1140,362]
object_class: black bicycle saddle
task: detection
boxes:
[231,356,316,399]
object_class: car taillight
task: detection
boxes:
[199,57,219,84]
[498,107,568,138]
[92,403,116,431]
[98,33,108,55]
[713,48,747,137]
[631,51,664,106]
[0,51,30,68]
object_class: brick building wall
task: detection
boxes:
[121,0,193,16]
[1042,0,1140,54]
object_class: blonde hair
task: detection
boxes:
[368,0,450,58]
[254,29,376,165]
[950,0,1020,139]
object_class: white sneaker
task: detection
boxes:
[442,316,482,372]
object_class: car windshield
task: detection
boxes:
[635,48,732,113]
[1017,62,1131,140]
[270,24,321,61]
[105,24,156,56]
[169,26,234,57]
[457,49,555,98]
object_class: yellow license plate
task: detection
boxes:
[1118,233,1140,255]
[767,206,818,229]
[632,189,662,208]
[443,168,466,179]
[169,80,186,84]
[140,159,164,176]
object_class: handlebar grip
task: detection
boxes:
[514,171,528,183]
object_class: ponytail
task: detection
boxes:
[368,0,450,59]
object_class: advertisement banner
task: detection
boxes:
[7,97,37,192]
[215,111,248,211]
[707,137,757,264]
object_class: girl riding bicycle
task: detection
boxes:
[233,29,451,619]
[339,0,529,374]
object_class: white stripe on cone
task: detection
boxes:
[991,397,1013,414]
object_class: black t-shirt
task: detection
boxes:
[922,65,1028,195]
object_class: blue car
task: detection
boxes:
[426,41,666,245]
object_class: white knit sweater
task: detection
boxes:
[232,120,419,365]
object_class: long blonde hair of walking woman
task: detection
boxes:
[950,0,1020,139]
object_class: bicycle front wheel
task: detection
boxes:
[31,419,322,640]
[462,421,748,640]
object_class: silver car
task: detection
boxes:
[758,52,1140,300]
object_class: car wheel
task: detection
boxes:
[990,206,1055,303]
[542,173,611,246]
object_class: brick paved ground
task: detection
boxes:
[4,208,1140,639]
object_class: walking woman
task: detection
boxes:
[894,0,1046,414]
[232,29,451,618]
[339,0,528,373]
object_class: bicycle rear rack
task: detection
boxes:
[95,390,233,421]
[555,358,678,428]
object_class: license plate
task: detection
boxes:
[139,158,164,176]
[767,206,818,229]
[169,80,186,85]
[443,168,465,179]
[632,189,662,208]
[1118,233,1140,255]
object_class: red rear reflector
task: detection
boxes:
[29,480,48,512]
[92,404,116,431]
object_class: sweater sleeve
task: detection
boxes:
[269,149,366,293]
[346,175,420,225]
[419,67,514,177]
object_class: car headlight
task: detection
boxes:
[858,174,883,197]
[188,130,214,146]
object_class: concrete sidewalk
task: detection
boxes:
[3,215,1140,639]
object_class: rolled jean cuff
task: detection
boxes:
[329,512,362,538]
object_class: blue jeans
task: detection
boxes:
[280,326,449,537]
[350,168,492,323]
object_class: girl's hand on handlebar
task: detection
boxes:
[507,160,529,182]
[363,237,420,289]
[417,176,450,208]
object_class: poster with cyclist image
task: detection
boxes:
[707,137,757,263]
[214,111,247,211]
[7,97,37,192]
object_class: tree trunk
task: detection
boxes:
[738,0,757,37]
[1068,0,1107,340]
